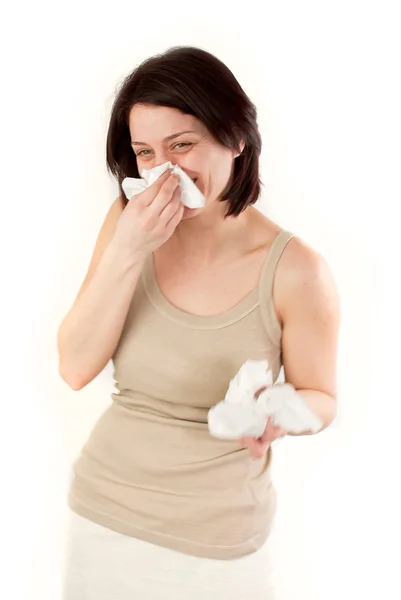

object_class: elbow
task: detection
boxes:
[328,394,338,423]
[320,395,338,431]
[58,364,88,391]
[67,378,87,392]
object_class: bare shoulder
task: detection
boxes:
[88,195,125,261]
[278,234,330,285]
[72,195,124,302]
[107,195,125,220]
[248,211,325,293]
[273,232,340,326]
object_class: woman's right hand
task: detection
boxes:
[112,169,184,260]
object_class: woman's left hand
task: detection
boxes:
[240,417,287,459]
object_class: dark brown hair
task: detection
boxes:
[106,46,262,217]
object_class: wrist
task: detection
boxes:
[106,239,147,274]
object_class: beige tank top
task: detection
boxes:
[69,229,295,559]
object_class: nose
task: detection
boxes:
[152,149,171,168]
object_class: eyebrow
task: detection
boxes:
[131,130,197,146]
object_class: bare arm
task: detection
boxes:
[57,198,143,390]
[242,238,340,458]
[57,241,144,390]
[279,240,340,435]
[57,170,184,390]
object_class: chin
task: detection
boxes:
[181,207,204,220]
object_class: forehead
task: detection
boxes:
[128,104,203,142]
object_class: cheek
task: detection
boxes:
[178,147,233,193]
[210,157,234,191]
[175,150,202,168]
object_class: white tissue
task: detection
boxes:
[121,161,205,209]
[207,360,324,440]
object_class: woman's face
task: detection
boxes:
[128,104,240,218]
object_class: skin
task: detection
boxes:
[128,104,340,459]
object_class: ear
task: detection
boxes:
[233,140,246,159]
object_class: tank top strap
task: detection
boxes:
[258,229,295,347]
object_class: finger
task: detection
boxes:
[251,441,269,459]
[133,169,172,206]
[260,416,282,436]
[158,186,183,227]
[255,386,267,399]
[260,427,279,443]
[260,418,274,443]
[148,173,180,215]
[269,422,287,438]
[262,429,285,444]
[241,437,257,449]
[165,200,184,231]
[241,437,268,459]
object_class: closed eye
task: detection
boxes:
[136,149,152,157]
[171,142,193,150]
[135,142,194,158]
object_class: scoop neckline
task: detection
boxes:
[141,229,288,330]
[141,253,262,330]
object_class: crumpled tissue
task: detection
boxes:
[207,360,324,440]
[122,161,205,209]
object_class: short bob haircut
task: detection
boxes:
[106,46,262,217]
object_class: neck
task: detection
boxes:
[172,202,249,264]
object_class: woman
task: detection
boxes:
[59,46,340,599]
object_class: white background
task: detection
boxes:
[1,1,399,598]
